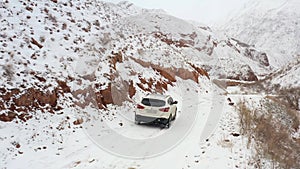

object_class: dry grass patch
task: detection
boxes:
[237,99,300,168]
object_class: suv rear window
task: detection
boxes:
[141,98,165,107]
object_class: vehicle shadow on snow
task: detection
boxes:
[135,121,171,129]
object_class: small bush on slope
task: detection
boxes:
[277,87,300,111]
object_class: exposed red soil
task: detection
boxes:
[73,83,119,109]
[128,57,210,95]
[131,57,209,83]
[188,63,210,79]
[0,79,72,122]
[176,68,199,83]
[72,86,98,108]
[128,80,136,98]
[110,52,123,70]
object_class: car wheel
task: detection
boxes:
[172,108,177,121]
[164,115,171,128]
[135,116,141,125]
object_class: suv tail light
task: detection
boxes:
[137,104,145,109]
[159,107,170,112]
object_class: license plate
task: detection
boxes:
[147,109,156,114]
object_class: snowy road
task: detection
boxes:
[82,79,226,168]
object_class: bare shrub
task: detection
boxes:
[278,87,300,111]
[47,13,57,23]
[62,23,67,30]
[2,64,14,81]
[237,102,252,133]
[39,36,45,43]
[253,112,300,169]
[93,20,100,27]
[100,33,111,46]
[237,100,300,168]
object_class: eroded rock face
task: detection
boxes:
[188,63,210,80]
[176,68,199,83]
[100,83,114,106]
[2,88,57,108]
[154,81,169,94]
[0,111,32,122]
[128,80,136,98]
[110,52,123,70]
[72,86,97,108]
[125,57,210,95]
[0,87,58,122]
[57,80,71,93]
[131,57,209,83]
[73,82,127,109]
[136,76,170,94]
[0,112,17,122]
[0,79,73,122]
[153,67,177,83]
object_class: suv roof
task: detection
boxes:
[144,93,169,100]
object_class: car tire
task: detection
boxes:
[172,108,177,121]
[164,115,172,128]
[135,116,141,125]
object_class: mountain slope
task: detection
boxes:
[220,0,300,67]
[102,11,273,81]
[269,58,300,89]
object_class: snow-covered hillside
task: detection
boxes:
[268,58,300,89]
[220,0,300,68]
[103,11,273,81]
[237,57,299,95]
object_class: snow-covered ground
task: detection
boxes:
[1,79,256,169]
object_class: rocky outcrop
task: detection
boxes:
[244,48,269,66]
[128,80,136,98]
[131,57,209,83]
[188,63,210,80]
[109,52,123,70]
[0,80,72,122]
[127,57,210,94]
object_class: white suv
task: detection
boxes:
[135,94,178,128]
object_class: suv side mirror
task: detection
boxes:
[172,101,178,105]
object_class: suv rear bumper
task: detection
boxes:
[135,114,168,124]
